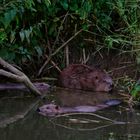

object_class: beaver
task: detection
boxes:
[59,64,113,92]
[0,82,50,92]
[37,99,121,117]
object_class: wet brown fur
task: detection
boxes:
[59,64,113,92]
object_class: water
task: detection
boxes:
[0,88,140,140]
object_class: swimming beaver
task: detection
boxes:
[0,82,50,92]
[37,99,121,117]
[59,64,113,92]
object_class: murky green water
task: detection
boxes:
[0,88,140,140]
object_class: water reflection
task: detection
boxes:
[0,88,140,140]
[52,87,123,106]
[1,112,140,140]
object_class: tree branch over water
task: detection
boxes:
[0,57,41,96]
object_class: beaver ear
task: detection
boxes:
[95,76,98,79]
[55,105,59,110]
[46,106,50,109]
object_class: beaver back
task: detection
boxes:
[59,64,113,92]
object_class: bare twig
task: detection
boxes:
[45,55,61,72]
[45,25,52,55]
[61,38,69,67]
[82,48,86,64]
[65,45,69,66]
[53,112,117,122]
[52,30,83,57]
[38,29,83,76]
[52,11,69,49]
[52,122,114,131]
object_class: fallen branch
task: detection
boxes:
[0,57,42,96]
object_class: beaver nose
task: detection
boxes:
[36,108,40,112]
[108,84,114,92]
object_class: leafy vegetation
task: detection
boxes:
[0,0,140,97]
[130,80,140,101]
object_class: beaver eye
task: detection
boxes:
[55,106,59,110]
[95,76,98,79]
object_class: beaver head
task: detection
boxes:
[86,68,113,92]
[59,64,113,92]
[37,104,61,117]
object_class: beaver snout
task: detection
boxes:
[108,84,114,92]
[104,77,113,85]
[104,77,114,91]
[109,83,114,88]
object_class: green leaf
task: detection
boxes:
[48,23,56,36]
[60,0,68,10]
[53,17,60,22]
[25,0,36,12]
[19,30,25,42]
[44,0,51,7]
[37,0,42,3]
[0,29,7,43]
[35,46,43,57]
[82,24,89,30]
[19,27,33,43]
[2,9,17,29]
[70,3,78,11]
[131,81,140,98]
[25,30,30,43]
[0,48,15,62]
[10,31,16,43]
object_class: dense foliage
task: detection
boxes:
[0,0,139,71]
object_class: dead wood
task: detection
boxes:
[0,57,41,96]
